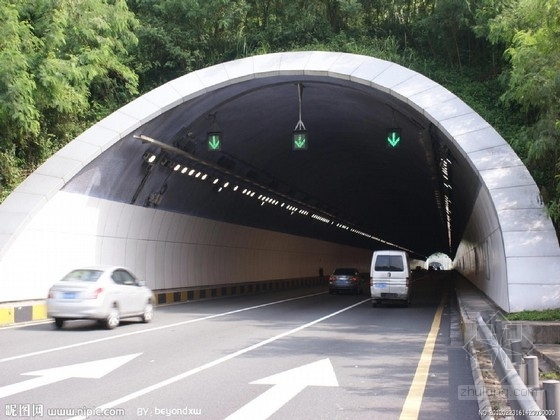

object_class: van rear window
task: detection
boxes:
[375,255,404,272]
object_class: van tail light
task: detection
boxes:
[328,275,335,283]
[47,288,54,299]
[406,277,410,287]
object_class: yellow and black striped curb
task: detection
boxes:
[155,276,326,305]
[0,276,327,326]
[0,301,47,326]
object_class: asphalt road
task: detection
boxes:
[1,272,479,419]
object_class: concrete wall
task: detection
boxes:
[0,191,371,302]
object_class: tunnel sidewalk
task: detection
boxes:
[454,274,560,373]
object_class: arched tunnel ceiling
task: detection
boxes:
[64,74,479,260]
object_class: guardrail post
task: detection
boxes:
[533,388,545,410]
[494,319,505,346]
[515,361,527,384]
[511,340,523,365]
[463,319,477,347]
[524,355,540,388]
[544,380,560,420]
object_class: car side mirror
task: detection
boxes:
[137,280,146,287]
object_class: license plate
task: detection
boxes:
[63,292,77,299]
[375,283,388,289]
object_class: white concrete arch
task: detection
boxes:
[0,51,558,311]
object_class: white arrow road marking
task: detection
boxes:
[67,299,369,420]
[225,358,339,420]
[0,353,141,399]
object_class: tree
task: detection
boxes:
[484,0,560,225]
[0,0,139,200]
[129,0,251,90]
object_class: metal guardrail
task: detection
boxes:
[475,313,558,420]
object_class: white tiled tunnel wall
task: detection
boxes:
[0,191,371,302]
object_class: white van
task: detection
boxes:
[370,250,411,307]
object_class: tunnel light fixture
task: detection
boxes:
[173,164,181,171]
[161,158,172,168]
[312,214,331,224]
[143,152,157,164]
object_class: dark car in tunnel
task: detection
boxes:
[328,268,367,295]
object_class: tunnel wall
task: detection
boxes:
[0,191,371,302]
[0,51,559,310]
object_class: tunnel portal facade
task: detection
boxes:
[0,51,559,312]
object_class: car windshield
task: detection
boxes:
[61,269,103,282]
[333,268,357,275]
[375,255,404,272]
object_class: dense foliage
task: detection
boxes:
[1,0,558,232]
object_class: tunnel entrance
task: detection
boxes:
[1,51,558,311]
[64,75,471,261]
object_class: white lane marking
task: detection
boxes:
[68,299,371,420]
[0,353,141,399]
[0,292,325,363]
[225,358,339,420]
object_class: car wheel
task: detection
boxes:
[142,302,153,323]
[54,318,64,329]
[105,307,120,329]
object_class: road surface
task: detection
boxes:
[1,272,479,419]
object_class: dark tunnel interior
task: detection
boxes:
[64,75,481,260]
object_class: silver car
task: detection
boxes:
[47,266,154,329]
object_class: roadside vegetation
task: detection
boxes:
[1,0,559,235]
[507,309,560,322]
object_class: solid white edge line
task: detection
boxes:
[68,298,371,420]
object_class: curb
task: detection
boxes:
[455,283,494,420]
[0,301,47,326]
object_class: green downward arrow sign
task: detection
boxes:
[387,130,401,147]
[207,133,221,151]
[294,136,306,149]
[292,131,308,151]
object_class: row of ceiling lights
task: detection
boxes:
[142,150,393,244]
[139,131,417,254]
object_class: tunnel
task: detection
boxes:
[0,51,559,312]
